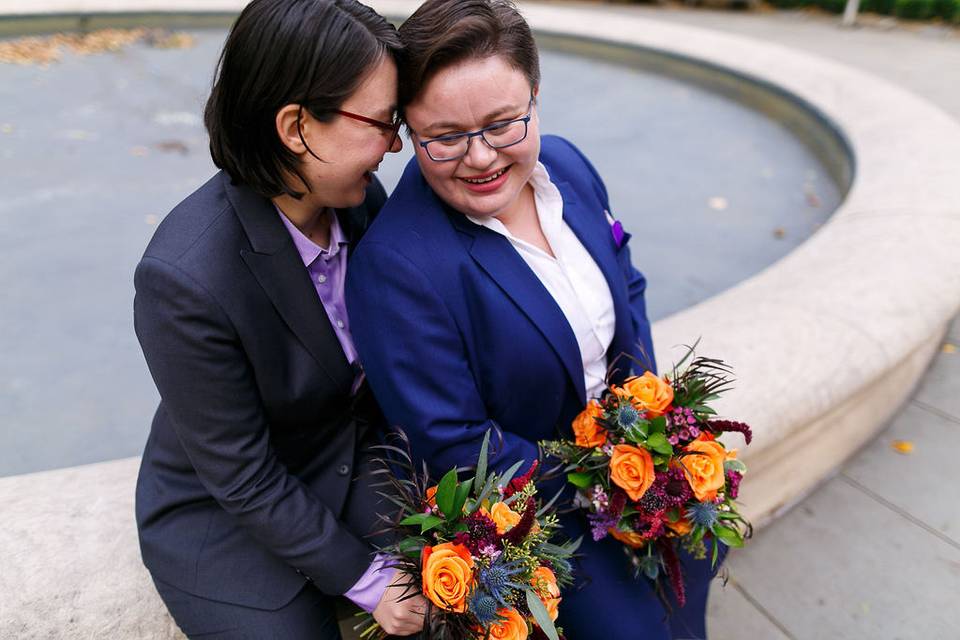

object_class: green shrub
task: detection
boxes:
[939,0,960,19]
[767,0,813,8]
[872,0,896,13]
[818,0,846,12]
[894,0,936,17]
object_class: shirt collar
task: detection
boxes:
[275,205,347,267]
[466,162,563,236]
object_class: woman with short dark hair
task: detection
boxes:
[133,1,425,637]
[348,0,721,637]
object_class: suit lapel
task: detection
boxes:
[449,210,587,403]
[553,178,638,383]
[224,175,353,393]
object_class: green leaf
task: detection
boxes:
[474,430,491,495]
[435,468,459,519]
[525,588,560,640]
[649,416,667,434]
[724,459,747,474]
[469,473,498,514]
[646,432,674,456]
[399,513,433,527]
[497,459,527,490]
[419,515,446,534]
[566,471,593,488]
[449,480,472,520]
[398,536,425,558]
[713,526,745,548]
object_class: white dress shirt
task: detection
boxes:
[467,162,616,400]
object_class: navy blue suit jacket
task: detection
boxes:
[134,172,387,609]
[346,135,654,479]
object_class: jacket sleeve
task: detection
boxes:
[560,138,657,374]
[346,242,541,479]
[134,256,372,595]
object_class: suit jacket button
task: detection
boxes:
[337,464,350,476]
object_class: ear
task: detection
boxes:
[275,104,308,156]
[532,84,540,100]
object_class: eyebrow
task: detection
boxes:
[424,102,525,134]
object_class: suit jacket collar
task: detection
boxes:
[445,163,637,403]
[222,173,354,393]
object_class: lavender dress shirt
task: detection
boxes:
[277,207,393,612]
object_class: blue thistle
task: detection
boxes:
[468,589,500,626]
[616,404,640,429]
[477,559,526,607]
[686,501,719,529]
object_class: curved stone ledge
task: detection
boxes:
[3,1,959,638]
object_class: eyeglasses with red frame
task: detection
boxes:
[296,105,402,162]
[333,108,402,149]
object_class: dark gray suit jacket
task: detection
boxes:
[134,171,387,609]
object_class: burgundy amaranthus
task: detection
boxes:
[502,496,537,545]
[705,420,753,445]
[503,460,539,499]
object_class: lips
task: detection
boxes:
[459,165,512,193]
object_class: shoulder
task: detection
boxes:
[539,134,609,209]
[355,158,462,264]
[140,172,238,266]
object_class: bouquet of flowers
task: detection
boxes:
[540,345,752,606]
[358,430,579,640]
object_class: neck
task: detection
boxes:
[273,193,333,249]
[496,183,537,232]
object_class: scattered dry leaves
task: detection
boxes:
[0,29,194,66]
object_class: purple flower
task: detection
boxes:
[726,470,743,500]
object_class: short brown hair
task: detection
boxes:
[397,0,540,112]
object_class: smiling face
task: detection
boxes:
[296,55,402,209]
[404,55,540,220]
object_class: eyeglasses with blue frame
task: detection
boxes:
[415,95,535,162]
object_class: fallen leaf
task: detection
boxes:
[145,214,158,225]
[1,124,12,134]
[942,343,957,354]
[155,140,189,155]
[773,227,786,239]
[891,440,914,455]
[130,146,149,157]
[708,197,728,211]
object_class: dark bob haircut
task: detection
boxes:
[205,0,402,199]
[397,0,540,112]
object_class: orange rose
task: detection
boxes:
[613,371,674,418]
[421,542,474,612]
[487,607,529,640]
[666,517,693,537]
[425,485,438,508]
[681,439,727,501]
[488,502,523,535]
[531,566,561,621]
[572,400,607,448]
[609,444,655,501]
[608,526,649,548]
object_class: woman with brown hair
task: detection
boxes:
[347,1,722,637]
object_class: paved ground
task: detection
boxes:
[572,5,960,638]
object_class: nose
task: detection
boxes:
[462,135,497,169]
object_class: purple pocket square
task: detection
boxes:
[611,220,625,248]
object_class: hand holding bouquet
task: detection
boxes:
[359,430,579,640]
[541,345,752,606]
